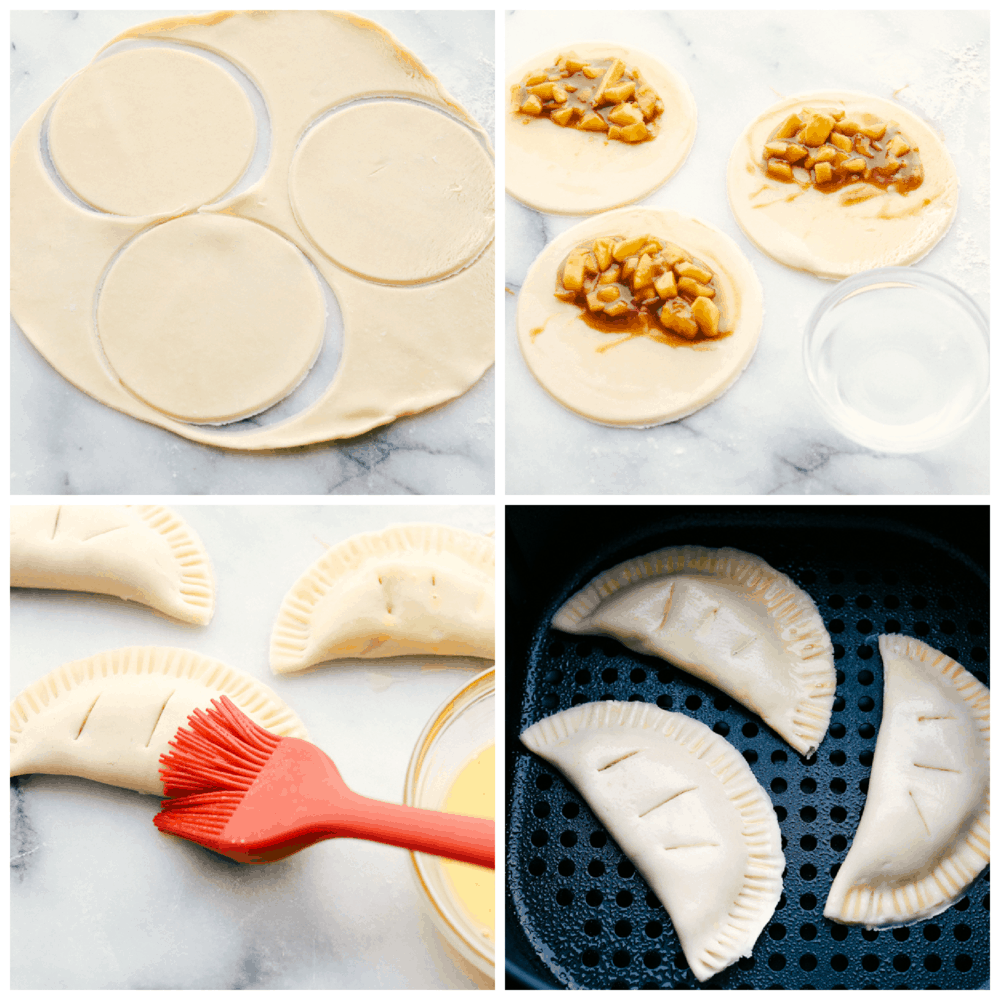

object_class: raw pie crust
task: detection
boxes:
[9,647,308,795]
[727,90,958,279]
[517,207,764,427]
[270,524,495,673]
[11,505,215,625]
[505,43,696,215]
[825,635,989,927]
[552,546,836,756]
[521,701,784,982]
[11,11,494,448]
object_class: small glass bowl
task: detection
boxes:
[803,268,989,452]
[404,667,494,987]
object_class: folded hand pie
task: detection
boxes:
[552,546,836,756]
[825,635,989,927]
[11,505,214,624]
[270,523,494,673]
[10,647,308,796]
[521,701,783,982]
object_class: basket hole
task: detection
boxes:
[861,928,879,942]
[771,749,787,764]
[645,890,663,909]
[859,778,869,794]
[968,618,984,633]
[528,858,545,875]
[714,721,730,737]
[541,693,558,709]
[830,806,847,822]
[914,621,930,636]
[531,830,548,847]
[800,806,817,822]
[629,667,646,683]
[923,954,942,972]
[613,950,631,968]
[833,645,845,661]
[800,893,817,910]
[955,954,973,972]
[971,647,987,662]
[940,619,956,634]
[771,778,787,794]
[543,669,562,684]
[643,951,661,969]
[923,924,941,941]
[556,888,573,906]
[615,919,632,937]
[800,863,817,880]
[775,805,787,822]
[616,890,633,907]
[714,695,731,711]
[586,889,603,907]
[767,954,785,971]
[533,801,550,818]
[911,594,928,609]
[800,835,817,851]
[610,979,629,989]
[855,592,872,608]
[955,895,970,911]
[829,723,846,739]
[582,949,600,967]
[743,749,758,764]
[618,860,635,879]
[737,956,755,970]
[859,750,873,767]
[799,953,817,971]
[829,570,844,584]
[800,923,817,941]
[831,835,847,852]
[953,923,972,941]
[828,594,845,609]
[768,923,786,940]
[584,919,601,936]
[856,619,873,635]
[883,594,900,610]
[627,694,644,703]
[685,694,701,711]
[588,859,605,877]
[859,723,876,739]
[829,750,846,766]
[893,954,910,971]
[590,830,607,848]
[535,772,553,790]
[836,669,846,685]
[562,802,579,818]
[800,777,817,794]
[645,920,663,938]
[577,642,593,657]
[830,954,849,972]
[576,669,591,685]
[833,696,845,712]
[558,858,575,876]
[857,645,873,660]
[657,668,673,684]
[858,696,875,712]
[885,617,901,632]
[571,693,586,706]
[601,667,617,683]
[548,640,565,656]
[656,694,672,710]
[857,669,874,685]
[829,619,844,634]
[776,892,787,911]
[892,927,909,942]
[800,570,817,584]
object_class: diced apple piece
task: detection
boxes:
[653,271,678,299]
[812,145,837,163]
[581,64,602,79]
[632,253,656,289]
[640,240,662,255]
[843,157,866,172]
[881,158,902,174]
[585,290,605,312]
[660,242,691,269]
[592,58,625,107]
[773,114,803,140]
[562,257,585,291]
[524,71,547,86]
[521,94,543,115]
[598,263,621,284]
[550,106,579,127]
[612,235,649,261]
[551,86,568,104]
[634,287,659,304]
[621,256,639,284]
[635,85,658,120]
[593,237,615,271]
[677,276,715,299]
[608,102,644,127]
[618,122,650,142]
[608,125,623,141]
[691,296,721,338]
[764,141,789,158]
[603,81,636,104]
[578,112,609,131]
[767,158,794,181]
[564,84,577,93]
[836,119,861,135]
[813,161,833,184]
[828,131,853,152]
[603,300,629,317]
[527,82,556,100]
[564,58,585,73]
[582,252,599,275]
[860,121,887,140]
[674,261,714,284]
[659,300,699,339]
[887,136,910,157]
[596,285,620,303]
[797,113,835,147]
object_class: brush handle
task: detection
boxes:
[333,792,495,869]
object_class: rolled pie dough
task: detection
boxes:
[727,90,958,279]
[505,43,696,216]
[517,207,764,427]
[11,11,494,448]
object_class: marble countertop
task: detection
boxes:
[505,10,988,495]
[11,504,495,989]
[11,10,495,496]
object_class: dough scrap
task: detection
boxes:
[11,505,214,625]
[11,11,494,449]
[824,635,989,927]
[47,46,256,218]
[552,545,836,756]
[727,90,958,279]
[291,100,494,284]
[517,207,764,427]
[10,646,308,795]
[270,523,495,673]
[506,43,696,215]
[521,701,784,982]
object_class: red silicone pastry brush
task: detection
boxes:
[154,695,494,868]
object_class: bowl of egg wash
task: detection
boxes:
[405,667,495,987]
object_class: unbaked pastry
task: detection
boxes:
[11,505,214,625]
[521,701,784,982]
[11,11,494,448]
[506,43,696,215]
[518,207,764,427]
[552,546,835,756]
[825,635,989,927]
[9,646,308,795]
[727,90,958,279]
[270,524,495,673]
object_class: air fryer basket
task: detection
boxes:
[506,509,989,989]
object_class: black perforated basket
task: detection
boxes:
[506,507,989,989]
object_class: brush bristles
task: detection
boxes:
[154,792,246,837]
[159,695,282,798]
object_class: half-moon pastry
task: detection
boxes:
[506,43,696,215]
[270,524,495,673]
[824,635,989,927]
[727,90,958,279]
[521,701,783,982]
[518,207,764,427]
[11,505,215,624]
[552,545,835,756]
[10,646,308,795]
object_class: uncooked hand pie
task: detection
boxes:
[11,11,494,448]
[10,647,308,795]
[727,90,958,279]
[506,44,696,215]
[521,701,784,982]
[517,207,763,427]
[825,635,989,927]
[552,545,836,756]
[11,505,214,624]
[270,524,495,673]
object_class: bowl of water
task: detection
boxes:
[803,268,988,453]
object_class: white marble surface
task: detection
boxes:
[505,10,989,495]
[11,10,495,496]
[11,504,495,989]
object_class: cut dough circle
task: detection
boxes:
[505,43,696,215]
[521,701,784,983]
[518,207,764,427]
[9,646,309,795]
[97,214,326,424]
[727,90,959,279]
[552,545,836,757]
[291,101,494,284]
[825,635,989,927]
[271,523,495,673]
[48,46,256,218]
[10,504,215,624]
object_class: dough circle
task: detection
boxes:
[517,207,763,427]
[290,101,494,284]
[97,214,326,424]
[505,43,696,216]
[48,47,256,218]
[727,90,959,279]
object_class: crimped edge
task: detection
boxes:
[269,523,495,673]
[10,646,308,759]
[824,634,990,927]
[520,700,784,982]
[551,545,835,756]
